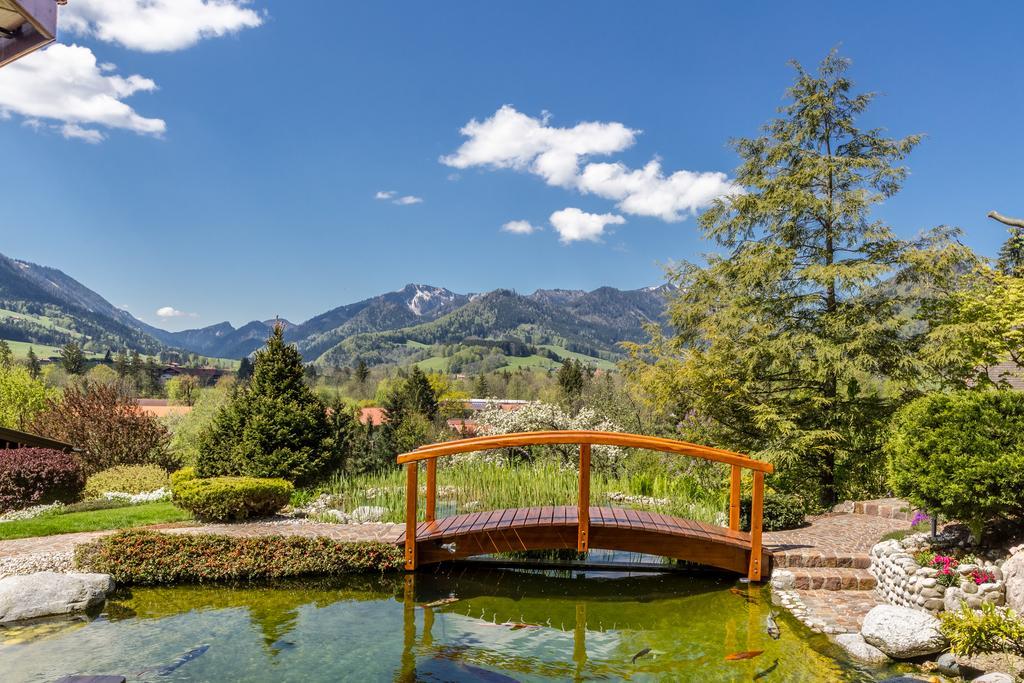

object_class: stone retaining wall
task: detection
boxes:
[870,537,1005,615]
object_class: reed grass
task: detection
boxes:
[321,458,728,525]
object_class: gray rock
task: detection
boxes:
[834,632,890,665]
[878,678,930,682]
[936,652,960,676]
[1003,553,1024,613]
[861,605,947,659]
[971,674,1014,683]
[770,569,795,590]
[0,572,114,623]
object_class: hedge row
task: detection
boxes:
[0,448,85,513]
[171,475,292,522]
[74,530,404,584]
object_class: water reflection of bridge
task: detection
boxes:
[396,431,773,581]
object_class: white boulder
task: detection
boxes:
[834,632,890,665]
[1002,553,1024,613]
[971,674,1014,683]
[861,604,947,659]
[0,572,114,623]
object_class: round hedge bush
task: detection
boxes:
[84,464,170,498]
[172,476,292,522]
[740,491,806,532]
[0,448,86,512]
[886,390,1024,540]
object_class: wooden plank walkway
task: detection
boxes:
[398,506,767,576]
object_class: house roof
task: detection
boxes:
[358,407,386,426]
[0,426,75,452]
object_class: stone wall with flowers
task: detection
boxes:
[870,535,1006,615]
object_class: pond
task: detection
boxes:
[1,565,909,682]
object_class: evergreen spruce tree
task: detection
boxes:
[237,356,253,382]
[103,349,113,364]
[0,340,12,370]
[354,358,370,386]
[26,347,40,379]
[197,324,340,484]
[625,51,962,506]
[474,373,489,397]
[114,349,128,378]
[60,342,86,375]
[997,227,1024,277]
[557,359,586,407]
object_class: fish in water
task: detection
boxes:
[753,659,779,680]
[765,611,780,640]
[421,596,460,608]
[138,647,209,679]
[725,650,764,661]
[631,648,651,664]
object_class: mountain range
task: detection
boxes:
[0,251,669,371]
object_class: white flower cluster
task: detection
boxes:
[0,502,64,523]
[461,401,627,471]
[103,488,170,504]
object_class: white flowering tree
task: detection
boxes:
[462,401,626,472]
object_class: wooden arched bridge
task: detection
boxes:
[396,431,774,581]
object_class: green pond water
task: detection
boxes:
[0,566,909,682]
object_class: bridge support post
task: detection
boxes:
[578,443,591,552]
[729,464,741,531]
[748,470,764,581]
[405,462,418,570]
[425,459,437,523]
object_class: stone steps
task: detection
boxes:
[849,498,915,521]
[785,567,877,591]
[772,550,871,569]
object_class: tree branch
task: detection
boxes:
[988,211,1024,229]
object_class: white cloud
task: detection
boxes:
[441,105,636,186]
[394,195,423,205]
[549,208,625,244]
[501,220,540,235]
[442,106,740,222]
[61,0,264,53]
[375,190,396,200]
[376,191,422,205]
[156,306,197,319]
[0,44,165,140]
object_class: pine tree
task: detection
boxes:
[997,227,1024,277]
[114,349,128,377]
[237,356,253,382]
[474,373,489,397]
[557,359,586,406]
[60,342,86,375]
[625,51,960,506]
[26,347,40,379]
[198,324,340,484]
[354,358,370,385]
[0,340,12,370]
[103,349,113,364]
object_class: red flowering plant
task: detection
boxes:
[968,568,996,585]
[932,555,961,587]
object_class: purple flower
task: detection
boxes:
[911,511,931,526]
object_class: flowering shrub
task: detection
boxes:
[910,511,931,527]
[172,476,292,521]
[933,555,961,587]
[74,530,404,584]
[84,465,170,499]
[0,448,85,512]
[473,402,626,472]
[969,568,997,585]
[941,602,1024,657]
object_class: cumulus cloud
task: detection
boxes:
[549,208,625,244]
[442,106,739,222]
[441,105,636,187]
[377,191,422,205]
[501,220,541,235]
[0,45,165,141]
[375,190,396,200]
[60,0,264,52]
[394,195,423,205]
[156,306,197,319]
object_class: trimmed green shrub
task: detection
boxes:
[170,466,196,490]
[886,390,1024,541]
[59,498,134,514]
[172,476,292,522]
[740,492,806,532]
[941,602,1024,657]
[196,325,341,485]
[74,530,403,584]
[84,465,169,498]
[0,448,85,512]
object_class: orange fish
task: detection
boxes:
[725,650,764,661]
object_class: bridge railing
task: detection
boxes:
[396,430,773,579]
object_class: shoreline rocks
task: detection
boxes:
[0,572,114,623]
[861,604,946,659]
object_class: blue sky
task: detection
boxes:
[1,1,1022,331]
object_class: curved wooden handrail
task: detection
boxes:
[396,430,770,581]
[397,430,773,473]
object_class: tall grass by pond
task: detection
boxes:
[320,458,729,525]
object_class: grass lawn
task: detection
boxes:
[0,501,192,540]
[538,344,618,371]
